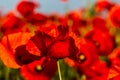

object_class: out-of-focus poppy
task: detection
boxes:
[20,58,57,80]
[81,61,109,80]
[95,0,114,12]
[67,11,81,23]
[109,6,120,28]
[26,13,48,26]
[108,47,120,80]
[17,1,38,17]
[85,29,115,56]
[67,11,87,36]
[1,12,26,34]
[91,16,108,31]
[0,32,33,68]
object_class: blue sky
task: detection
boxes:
[0,0,120,15]
[0,0,95,14]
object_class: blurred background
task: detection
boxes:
[1,0,120,80]
[0,0,120,15]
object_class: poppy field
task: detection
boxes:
[0,0,120,80]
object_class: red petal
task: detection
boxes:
[26,31,53,56]
[15,45,40,66]
[0,43,20,68]
[47,37,71,58]
[0,32,33,68]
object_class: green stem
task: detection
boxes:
[5,67,10,80]
[57,60,62,80]
[16,75,20,80]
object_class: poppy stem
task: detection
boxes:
[57,60,62,80]
[5,67,10,80]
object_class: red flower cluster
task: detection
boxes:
[0,0,120,80]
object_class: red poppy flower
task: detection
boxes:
[0,32,33,68]
[91,16,108,31]
[85,29,115,56]
[95,0,114,12]
[17,1,38,17]
[109,6,120,28]
[20,58,57,80]
[1,12,26,34]
[81,61,109,80]
[69,38,99,67]
[27,24,78,59]
[26,13,48,26]
[79,38,99,66]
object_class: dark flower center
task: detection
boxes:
[79,53,86,63]
[93,40,100,48]
[34,65,43,72]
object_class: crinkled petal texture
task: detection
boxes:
[0,32,33,68]
[109,6,120,28]
[20,58,57,80]
[26,31,53,56]
[26,24,78,59]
